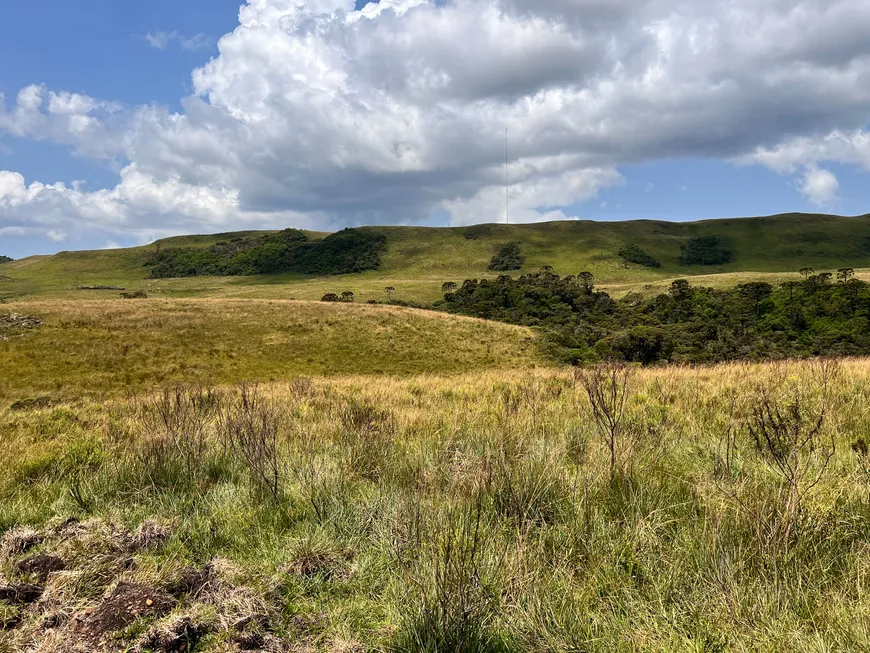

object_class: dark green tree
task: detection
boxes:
[578,271,595,295]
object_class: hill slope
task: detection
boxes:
[0,299,540,402]
[3,212,870,302]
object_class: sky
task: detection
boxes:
[1,0,870,258]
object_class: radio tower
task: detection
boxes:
[505,127,509,224]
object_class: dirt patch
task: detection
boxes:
[15,554,66,581]
[135,615,209,653]
[74,582,176,647]
[0,312,42,339]
[0,583,44,604]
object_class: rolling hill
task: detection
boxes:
[0,299,541,401]
[3,212,870,303]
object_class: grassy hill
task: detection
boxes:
[0,299,540,402]
[3,212,870,303]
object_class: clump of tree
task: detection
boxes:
[488,242,524,271]
[145,228,387,278]
[321,292,355,302]
[463,225,492,240]
[679,236,733,266]
[439,267,870,366]
[0,255,12,264]
[618,244,661,268]
[441,282,458,294]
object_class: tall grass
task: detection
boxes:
[3,361,870,650]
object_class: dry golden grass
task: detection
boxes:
[0,299,541,403]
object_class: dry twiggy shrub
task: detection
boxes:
[218,385,283,501]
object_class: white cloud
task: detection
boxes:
[2,0,870,246]
[144,31,211,52]
[800,166,840,206]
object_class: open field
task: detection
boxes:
[0,299,540,403]
[4,214,870,650]
[2,359,870,651]
[4,213,870,304]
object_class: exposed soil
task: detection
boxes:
[15,554,66,581]
[73,582,176,647]
[0,583,44,604]
[136,616,209,653]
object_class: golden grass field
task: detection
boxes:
[0,299,541,403]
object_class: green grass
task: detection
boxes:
[0,299,540,403]
[4,213,870,303]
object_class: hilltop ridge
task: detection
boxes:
[3,212,870,303]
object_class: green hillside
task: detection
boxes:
[3,212,870,303]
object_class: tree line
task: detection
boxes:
[438,268,870,365]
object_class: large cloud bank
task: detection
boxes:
[2,0,870,246]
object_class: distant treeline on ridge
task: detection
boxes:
[145,228,386,278]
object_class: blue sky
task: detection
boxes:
[1,0,869,257]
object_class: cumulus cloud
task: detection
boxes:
[800,166,840,206]
[3,0,870,247]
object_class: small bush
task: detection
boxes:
[119,290,148,299]
[679,236,733,266]
[618,244,661,268]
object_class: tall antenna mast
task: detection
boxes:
[505,127,509,224]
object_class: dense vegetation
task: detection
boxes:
[144,228,387,278]
[618,244,661,268]
[0,255,12,264]
[441,268,870,364]
[488,242,525,271]
[678,235,734,266]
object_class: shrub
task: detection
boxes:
[488,242,524,271]
[618,244,661,268]
[679,236,733,266]
[321,293,341,302]
[0,255,12,264]
[120,290,148,299]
